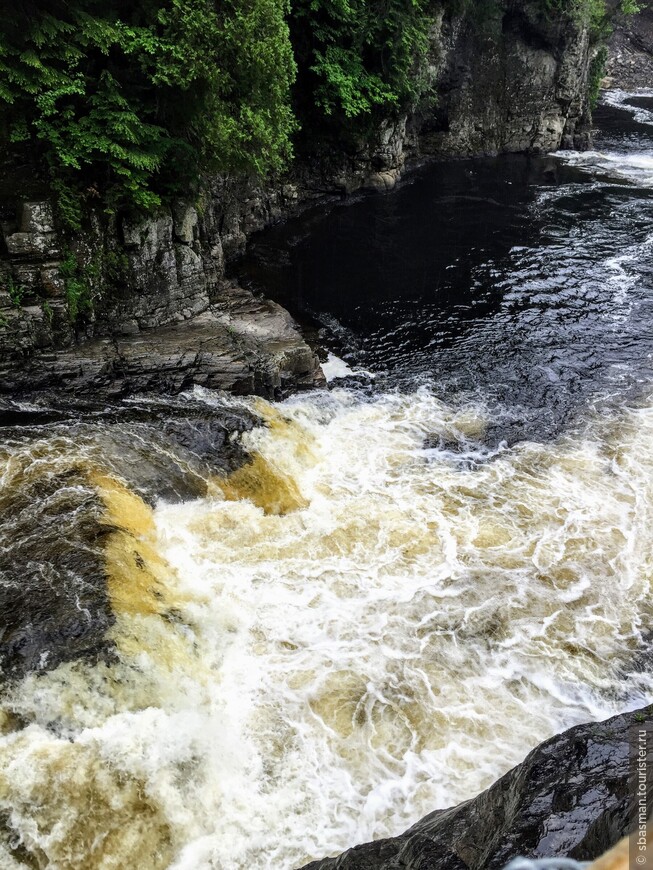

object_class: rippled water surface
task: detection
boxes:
[240,90,653,442]
[1,92,653,869]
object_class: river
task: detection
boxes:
[0,90,652,869]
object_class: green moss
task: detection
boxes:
[5,278,27,308]
[42,300,54,324]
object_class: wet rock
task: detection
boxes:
[364,170,401,192]
[4,231,59,258]
[0,394,261,679]
[301,705,651,869]
[0,467,114,680]
[20,201,55,235]
[416,1,592,157]
[0,288,324,399]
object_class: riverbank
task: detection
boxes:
[0,0,595,399]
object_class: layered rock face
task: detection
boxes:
[301,705,650,870]
[0,199,325,398]
[0,0,594,397]
[415,0,592,157]
[605,0,653,90]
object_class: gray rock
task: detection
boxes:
[416,1,592,158]
[606,3,653,90]
[4,231,59,258]
[172,202,199,245]
[19,201,55,234]
[0,395,260,680]
[40,264,65,298]
[0,288,324,398]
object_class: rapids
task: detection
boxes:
[1,91,653,869]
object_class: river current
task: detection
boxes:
[1,91,653,869]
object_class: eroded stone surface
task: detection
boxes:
[0,289,324,399]
[606,2,653,90]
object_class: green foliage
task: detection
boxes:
[103,250,131,288]
[59,251,94,321]
[1,0,642,222]
[42,300,54,324]
[5,278,27,308]
[0,0,296,224]
[290,0,435,125]
[539,0,641,39]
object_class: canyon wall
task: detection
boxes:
[605,0,653,89]
[0,0,594,397]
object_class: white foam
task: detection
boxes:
[555,148,653,187]
[2,387,653,868]
[321,353,356,381]
[603,88,653,126]
[553,91,653,187]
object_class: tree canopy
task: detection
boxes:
[0,0,629,226]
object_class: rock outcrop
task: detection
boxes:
[0,199,325,399]
[415,0,592,157]
[0,393,260,679]
[301,705,650,870]
[606,0,653,90]
[0,284,323,398]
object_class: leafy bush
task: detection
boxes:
[290,0,435,126]
[59,251,94,320]
[540,0,611,38]
[5,278,26,307]
[588,43,608,108]
[0,0,644,225]
[0,0,296,225]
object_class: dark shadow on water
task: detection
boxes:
[236,102,653,445]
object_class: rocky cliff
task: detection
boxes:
[605,0,653,89]
[0,0,596,398]
[300,705,650,870]
[414,0,592,158]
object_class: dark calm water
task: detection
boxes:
[238,92,653,443]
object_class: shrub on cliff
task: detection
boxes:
[0,0,643,225]
[290,0,436,130]
[0,0,296,227]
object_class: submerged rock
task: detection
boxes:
[0,394,260,679]
[301,705,650,869]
